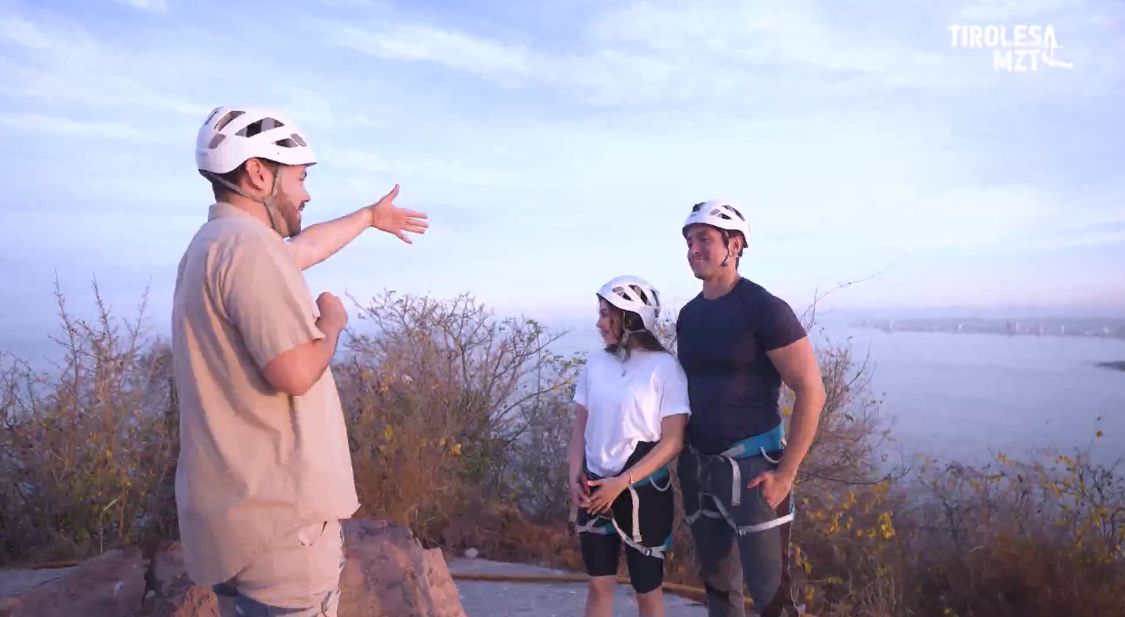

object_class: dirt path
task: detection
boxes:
[2,559,711,616]
[448,558,708,617]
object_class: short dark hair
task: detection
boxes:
[205,158,279,201]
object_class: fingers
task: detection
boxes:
[381,183,400,203]
[747,472,769,489]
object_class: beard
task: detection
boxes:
[269,192,304,238]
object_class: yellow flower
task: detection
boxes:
[879,511,896,540]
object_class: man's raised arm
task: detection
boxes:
[287,184,429,270]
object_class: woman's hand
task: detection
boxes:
[585,474,629,515]
[570,471,591,510]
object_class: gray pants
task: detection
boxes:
[678,449,797,617]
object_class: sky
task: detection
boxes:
[1,0,1123,348]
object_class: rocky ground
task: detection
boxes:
[0,519,712,617]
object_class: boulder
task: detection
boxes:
[1,549,146,617]
[336,519,466,617]
[141,518,466,617]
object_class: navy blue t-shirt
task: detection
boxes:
[675,278,807,454]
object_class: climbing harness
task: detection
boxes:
[683,422,796,536]
[571,466,674,559]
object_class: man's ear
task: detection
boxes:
[730,233,746,256]
[242,158,274,193]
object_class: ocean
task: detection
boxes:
[4,321,1123,466]
[554,321,1125,467]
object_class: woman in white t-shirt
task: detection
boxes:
[568,275,691,617]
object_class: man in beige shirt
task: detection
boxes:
[172,105,428,617]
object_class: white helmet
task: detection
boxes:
[681,199,751,241]
[195,106,317,174]
[596,275,661,332]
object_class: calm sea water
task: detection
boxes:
[816,325,1125,466]
[554,322,1125,466]
[5,323,1123,465]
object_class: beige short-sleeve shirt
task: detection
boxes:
[171,203,360,586]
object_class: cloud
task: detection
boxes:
[318,0,388,7]
[0,14,54,48]
[1071,219,1125,235]
[328,146,525,189]
[335,24,534,81]
[957,0,1083,21]
[325,0,1124,108]
[588,1,914,72]
[325,5,959,110]
[112,0,167,11]
[328,20,726,106]
[1043,216,1125,250]
[0,15,206,116]
[0,112,160,142]
[0,0,1118,316]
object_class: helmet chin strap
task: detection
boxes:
[615,328,641,373]
[615,327,646,359]
[719,229,733,267]
[205,168,293,238]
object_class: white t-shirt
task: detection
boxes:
[573,348,692,478]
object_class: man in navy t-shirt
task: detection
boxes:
[676,200,826,617]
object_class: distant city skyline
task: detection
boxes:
[1,0,1123,346]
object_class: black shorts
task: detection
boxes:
[576,442,675,594]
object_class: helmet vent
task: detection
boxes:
[214,110,244,131]
[274,133,307,148]
[236,117,285,138]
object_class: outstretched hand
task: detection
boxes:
[368,184,429,243]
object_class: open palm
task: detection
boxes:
[370,184,429,243]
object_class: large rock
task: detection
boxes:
[142,518,466,617]
[139,545,217,617]
[1,549,146,617]
[337,519,466,617]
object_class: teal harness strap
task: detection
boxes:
[573,465,673,560]
[717,423,785,507]
[684,424,796,536]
